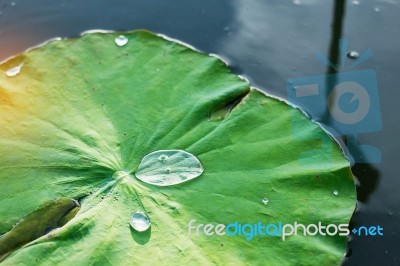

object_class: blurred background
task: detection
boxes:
[0,0,399,264]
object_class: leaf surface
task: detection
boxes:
[0,31,356,265]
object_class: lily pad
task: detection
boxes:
[0,30,356,265]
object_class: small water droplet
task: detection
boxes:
[5,63,23,77]
[115,35,128,47]
[136,150,204,186]
[352,0,360,5]
[333,190,339,196]
[293,0,301,5]
[347,51,359,59]
[374,7,380,12]
[158,154,169,162]
[262,198,269,205]
[10,2,16,7]
[129,211,150,232]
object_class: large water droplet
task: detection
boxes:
[115,35,128,47]
[347,51,359,59]
[129,211,150,232]
[352,0,360,5]
[333,190,339,196]
[5,63,23,77]
[135,150,204,186]
[262,198,269,205]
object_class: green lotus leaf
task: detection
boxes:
[0,30,356,265]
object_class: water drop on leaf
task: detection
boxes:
[262,198,269,205]
[115,35,128,47]
[129,211,150,232]
[5,63,23,77]
[135,150,204,186]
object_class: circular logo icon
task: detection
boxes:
[328,81,371,125]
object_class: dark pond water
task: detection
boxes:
[0,0,399,265]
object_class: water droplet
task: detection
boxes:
[333,190,339,196]
[129,211,150,232]
[158,154,169,162]
[293,0,301,5]
[262,198,269,205]
[115,35,128,47]
[352,0,360,5]
[10,2,16,7]
[135,150,204,186]
[347,51,359,59]
[374,7,380,12]
[5,63,23,77]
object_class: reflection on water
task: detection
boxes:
[0,0,399,264]
[0,0,237,61]
[219,1,398,265]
